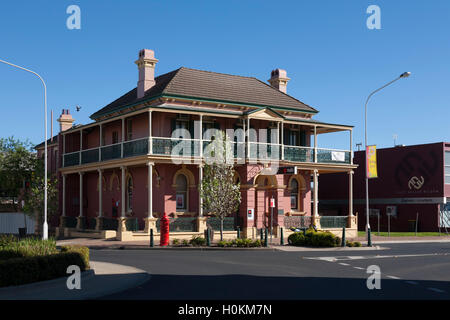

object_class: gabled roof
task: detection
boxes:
[90,67,318,120]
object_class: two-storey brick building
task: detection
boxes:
[50,49,357,241]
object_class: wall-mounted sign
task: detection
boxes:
[408,176,425,190]
[270,198,275,208]
[366,145,378,179]
[386,206,397,217]
[277,166,297,175]
[247,209,254,220]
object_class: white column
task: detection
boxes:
[62,174,66,217]
[199,165,203,217]
[314,126,317,163]
[247,117,250,159]
[147,162,153,218]
[98,169,103,217]
[281,121,284,160]
[148,110,153,154]
[121,118,125,158]
[121,166,126,217]
[62,134,66,167]
[199,114,203,159]
[99,125,102,161]
[348,170,354,216]
[79,130,83,165]
[79,172,83,217]
[313,169,319,217]
[350,129,353,165]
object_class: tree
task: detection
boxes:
[200,130,241,241]
[22,158,59,232]
[0,137,36,211]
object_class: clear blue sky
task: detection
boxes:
[0,0,449,150]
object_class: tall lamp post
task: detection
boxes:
[365,72,410,246]
[0,58,48,240]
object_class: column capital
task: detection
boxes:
[198,163,204,168]
[97,168,103,173]
[147,161,155,167]
[79,171,84,176]
[120,165,126,170]
[347,170,354,175]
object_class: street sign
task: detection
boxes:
[277,166,297,175]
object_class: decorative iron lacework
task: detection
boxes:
[206,217,236,231]
[319,216,348,228]
[156,217,197,232]
[283,216,312,229]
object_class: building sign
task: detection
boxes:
[408,176,425,190]
[386,206,397,217]
[277,166,297,175]
[366,145,378,179]
[247,209,254,220]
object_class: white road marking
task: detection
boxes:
[427,287,445,293]
[386,275,401,280]
[353,267,364,270]
[405,281,418,285]
[304,253,447,262]
[339,263,350,266]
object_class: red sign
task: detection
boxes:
[270,198,275,208]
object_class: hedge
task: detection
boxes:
[288,229,341,247]
[0,246,90,287]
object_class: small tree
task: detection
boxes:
[22,158,59,233]
[0,137,36,211]
[201,131,241,241]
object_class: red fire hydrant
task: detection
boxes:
[160,212,170,246]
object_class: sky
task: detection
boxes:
[0,0,449,151]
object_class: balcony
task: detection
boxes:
[63,136,351,167]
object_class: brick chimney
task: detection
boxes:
[135,49,159,99]
[268,69,290,94]
[57,109,74,132]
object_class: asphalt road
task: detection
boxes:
[91,242,450,300]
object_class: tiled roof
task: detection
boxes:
[90,67,317,120]
[35,135,58,149]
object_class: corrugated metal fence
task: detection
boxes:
[0,213,36,234]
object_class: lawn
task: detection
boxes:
[357,231,450,237]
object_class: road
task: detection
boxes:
[91,242,450,300]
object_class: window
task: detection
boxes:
[126,176,133,212]
[176,174,188,211]
[290,178,299,210]
[112,131,118,144]
[127,119,133,141]
[445,151,450,184]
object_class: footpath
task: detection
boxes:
[0,261,150,300]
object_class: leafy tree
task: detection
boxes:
[0,137,36,211]
[22,158,59,232]
[201,131,241,241]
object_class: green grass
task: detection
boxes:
[357,231,450,237]
[0,235,58,260]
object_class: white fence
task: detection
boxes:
[0,213,36,234]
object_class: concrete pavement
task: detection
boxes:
[0,260,150,300]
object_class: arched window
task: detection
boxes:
[290,178,299,210]
[176,174,188,211]
[126,176,133,212]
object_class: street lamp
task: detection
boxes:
[364,72,410,246]
[0,58,48,240]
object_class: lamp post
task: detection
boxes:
[364,72,410,246]
[0,58,48,240]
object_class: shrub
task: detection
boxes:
[182,239,189,246]
[353,241,362,247]
[235,238,253,247]
[60,246,90,269]
[189,236,206,246]
[172,239,180,246]
[0,237,58,261]
[288,232,307,246]
[217,240,227,247]
[0,249,90,287]
[289,230,340,247]
[250,239,262,247]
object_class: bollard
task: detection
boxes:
[264,228,268,247]
[150,228,154,247]
[260,229,264,241]
[206,228,211,246]
[237,227,240,239]
[280,227,284,245]
[341,227,346,247]
[367,228,372,247]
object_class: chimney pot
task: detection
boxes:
[57,108,75,132]
[268,68,290,93]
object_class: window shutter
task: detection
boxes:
[300,130,306,146]
[283,128,289,145]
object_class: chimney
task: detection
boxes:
[268,69,290,93]
[135,49,159,99]
[57,109,74,132]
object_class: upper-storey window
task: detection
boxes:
[445,151,450,184]
[112,131,119,144]
[127,119,133,141]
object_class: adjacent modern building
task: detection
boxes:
[40,49,358,240]
[319,142,450,232]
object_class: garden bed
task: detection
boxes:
[0,235,90,287]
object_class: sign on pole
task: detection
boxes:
[366,145,378,179]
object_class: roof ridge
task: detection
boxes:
[252,77,318,113]
[174,66,259,81]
